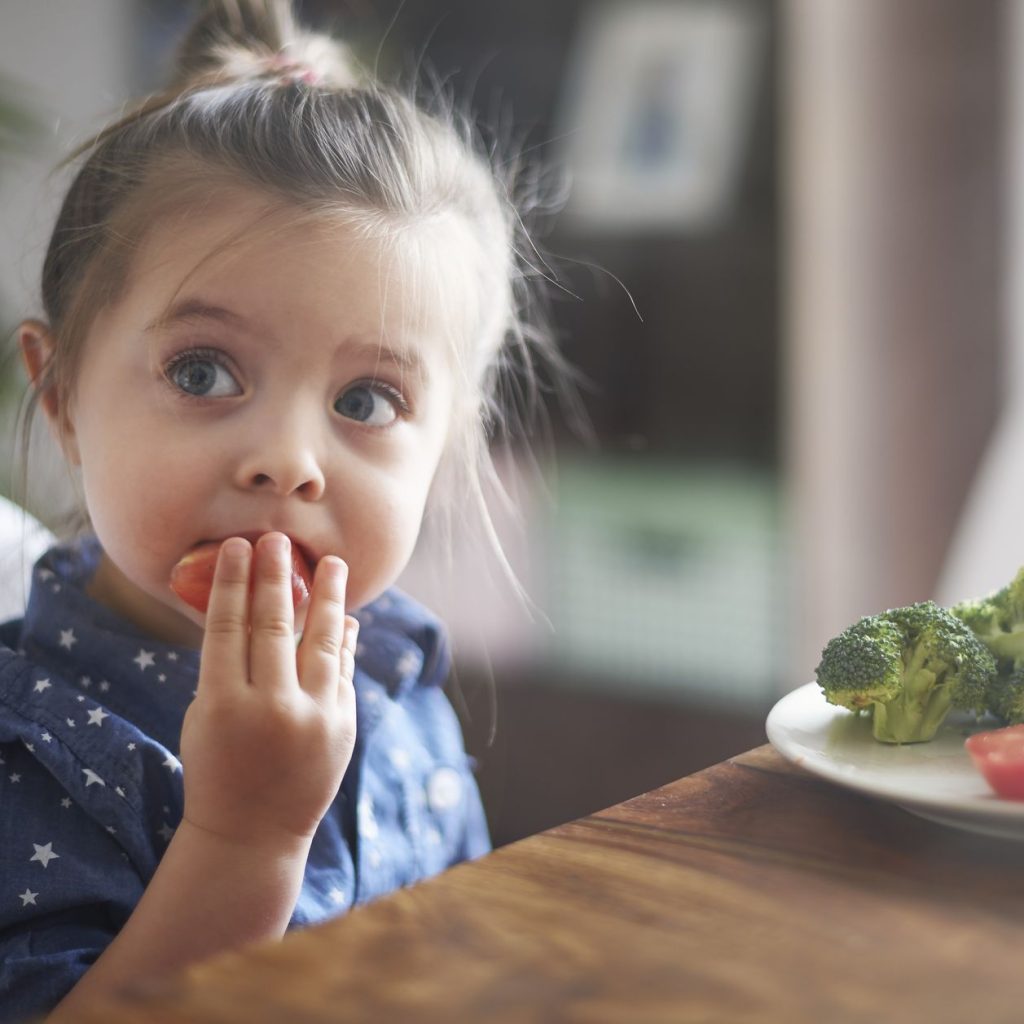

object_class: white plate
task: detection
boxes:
[765,682,1024,841]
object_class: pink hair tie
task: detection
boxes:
[265,52,322,87]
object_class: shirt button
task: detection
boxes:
[426,766,462,813]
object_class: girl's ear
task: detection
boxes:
[17,319,80,465]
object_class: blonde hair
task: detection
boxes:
[20,0,572,596]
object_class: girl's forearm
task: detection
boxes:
[46,820,311,1020]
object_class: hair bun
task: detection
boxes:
[172,0,362,91]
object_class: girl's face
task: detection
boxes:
[40,190,461,648]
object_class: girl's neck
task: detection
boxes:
[86,553,204,651]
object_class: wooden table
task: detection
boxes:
[71,745,1024,1023]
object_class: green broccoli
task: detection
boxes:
[952,567,1024,661]
[816,601,996,744]
[986,664,1024,724]
[952,567,1024,722]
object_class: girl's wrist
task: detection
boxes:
[175,814,315,866]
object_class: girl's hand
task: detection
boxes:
[178,533,358,850]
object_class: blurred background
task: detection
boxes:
[0,0,1016,847]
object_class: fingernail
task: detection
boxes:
[222,537,249,560]
[321,555,346,580]
[265,533,289,556]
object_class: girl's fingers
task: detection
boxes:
[337,617,359,717]
[340,615,359,691]
[249,533,299,693]
[199,537,252,693]
[296,555,351,701]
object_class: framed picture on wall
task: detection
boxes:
[555,0,766,234]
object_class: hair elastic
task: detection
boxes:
[264,51,322,86]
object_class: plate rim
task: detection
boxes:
[765,681,1024,824]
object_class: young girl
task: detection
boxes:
[0,2,552,1018]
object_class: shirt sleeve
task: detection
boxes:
[0,745,143,1023]
[414,684,493,867]
[456,757,492,862]
[406,598,492,861]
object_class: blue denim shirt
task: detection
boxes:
[0,536,490,1022]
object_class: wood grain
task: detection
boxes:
[65,746,1024,1023]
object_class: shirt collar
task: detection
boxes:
[17,537,447,743]
[349,588,449,700]
[18,534,200,751]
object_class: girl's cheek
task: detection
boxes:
[346,509,416,602]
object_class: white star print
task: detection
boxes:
[75,695,85,703]
[396,650,421,677]
[79,676,91,688]
[41,732,52,743]
[23,742,34,753]
[134,650,155,671]
[19,889,38,906]
[157,822,176,842]
[38,569,54,582]
[127,743,137,752]
[328,887,346,904]
[162,754,182,773]
[60,798,72,809]
[359,795,379,839]
[59,628,77,650]
[30,842,59,868]
[33,678,51,693]
[87,708,109,727]
[167,651,179,661]
[65,718,76,728]
[9,773,21,783]
[52,583,61,593]
[82,768,105,787]
[158,673,167,683]
[99,681,111,692]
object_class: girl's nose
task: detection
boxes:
[234,436,326,500]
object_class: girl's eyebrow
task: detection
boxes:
[145,298,428,377]
[145,299,253,335]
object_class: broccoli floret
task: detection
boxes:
[816,600,996,744]
[952,567,1024,663]
[953,567,1024,722]
[987,664,1024,724]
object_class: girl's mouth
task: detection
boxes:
[169,536,314,614]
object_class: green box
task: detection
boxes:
[541,457,786,706]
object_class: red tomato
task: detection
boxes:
[169,540,313,614]
[964,725,1024,801]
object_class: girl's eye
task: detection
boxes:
[333,383,405,427]
[165,350,241,399]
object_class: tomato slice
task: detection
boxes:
[964,725,1024,801]
[169,540,313,614]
